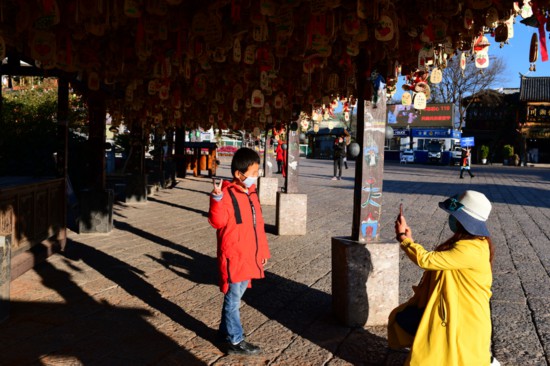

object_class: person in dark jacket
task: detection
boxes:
[209,148,271,356]
[332,135,346,180]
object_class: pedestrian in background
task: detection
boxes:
[208,148,271,356]
[332,135,346,180]
[275,141,284,174]
[389,190,497,365]
[460,147,474,179]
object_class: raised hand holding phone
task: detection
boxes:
[395,203,412,242]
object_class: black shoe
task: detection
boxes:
[470,175,475,178]
[227,340,261,355]
[460,176,464,179]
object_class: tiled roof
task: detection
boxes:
[519,76,550,102]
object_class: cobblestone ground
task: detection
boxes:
[1,159,549,365]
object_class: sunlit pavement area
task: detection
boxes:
[2,159,550,365]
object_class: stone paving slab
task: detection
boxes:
[0,159,549,365]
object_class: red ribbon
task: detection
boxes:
[231,0,241,23]
[532,2,548,62]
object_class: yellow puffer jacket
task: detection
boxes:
[388,238,493,366]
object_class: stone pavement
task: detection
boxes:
[1,159,550,366]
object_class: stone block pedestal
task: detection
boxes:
[332,236,399,327]
[125,174,148,203]
[276,192,307,235]
[78,189,114,234]
[258,177,278,206]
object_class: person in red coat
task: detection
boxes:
[275,141,284,174]
[208,148,271,355]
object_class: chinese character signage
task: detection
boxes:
[526,105,550,123]
[387,103,454,128]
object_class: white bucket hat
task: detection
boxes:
[439,190,492,237]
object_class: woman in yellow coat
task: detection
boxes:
[389,190,496,366]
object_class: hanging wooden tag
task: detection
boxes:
[343,12,360,35]
[506,15,515,39]
[244,45,256,65]
[430,68,443,84]
[253,22,269,42]
[401,92,412,106]
[494,23,508,43]
[274,94,283,109]
[35,0,60,29]
[529,32,538,63]
[413,92,426,110]
[260,0,276,16]
[251,90,265,108]
[124,0,141,18]
[375,15,394,41]
[464,9,474,30]
[233,84,244,100]
[148,80,159,95]
[159,84,170,100]
[475,51,489,68]
[485,7,499,28]
[30,31,56,66]
[233,38,242,63]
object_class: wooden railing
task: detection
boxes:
[0,177,66,279]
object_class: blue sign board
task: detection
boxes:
[460,137,475,147]
[412,128,455,138]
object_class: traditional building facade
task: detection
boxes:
[518,76,550,163]
[462,88,519,164]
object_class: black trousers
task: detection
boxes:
[333,157,343,177]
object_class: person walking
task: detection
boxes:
[389,190,496,366]
[332,135,346,180]
[208,148,271,355]
[460,147,474,178]
[275,141,284,174]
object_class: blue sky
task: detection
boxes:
[491,23,550,87]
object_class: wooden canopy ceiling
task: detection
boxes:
[0,0,548,132]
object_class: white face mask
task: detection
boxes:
[240,174,258,188]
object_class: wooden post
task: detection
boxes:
[351,58,388,242]
[175,126,185,177]
[87,91,107,190]
[56,77,69,249]
[284,105,301,194]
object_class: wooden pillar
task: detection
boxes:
[175,126,185,177]
[56,77,69,248]
[87,91,107,190]
[332,56,398,327]
[284,105,301,194]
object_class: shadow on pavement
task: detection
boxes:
[116,221,391,364]
[0,243,209,365]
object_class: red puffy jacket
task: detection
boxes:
[208,180,270,294]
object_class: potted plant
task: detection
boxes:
[480,145,489,164]
[502,144,514,165]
